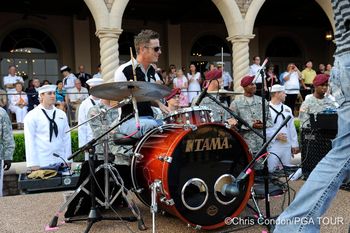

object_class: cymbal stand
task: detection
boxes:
[47,113,147,231]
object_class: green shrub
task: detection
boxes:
[12,131,84,163]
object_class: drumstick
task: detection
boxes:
[130,47,137,81]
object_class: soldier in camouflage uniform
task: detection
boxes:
[0,107,15,196]
[229,75,273,155]
[299,74,338,128]
[88,100,132,165]
[191,69,229,122]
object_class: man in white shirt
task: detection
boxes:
[266,84,299,172]
[113,29,169,138]
[249,56,267,95]
[24,85,71,170]
[78,78,103,160]
[3,65,24,93]
[67,79,89,124]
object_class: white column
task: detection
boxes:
[95,28,122,83]
[167,23,182,68]
[228,35,254,93]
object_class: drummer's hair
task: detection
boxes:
[134,29,160,54]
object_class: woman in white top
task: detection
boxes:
[187,63,201,103]
[9,82,28,129]
[283,63,302,115]
[173,69,189,107]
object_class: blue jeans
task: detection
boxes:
[119,116,160,139]
[274,52,350,232]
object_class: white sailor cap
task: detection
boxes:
[60,65,71,73]
[270,84,285,93]
[38,84,56,95]
[216,61,225,67]
[86,77,104,87]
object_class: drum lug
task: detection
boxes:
[187,224,202,230]
[183,124,197,131]
[134,153,144,159]
[160,196,174,206]
[158,155,172,163]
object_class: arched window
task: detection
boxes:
[0,28,58,86]
[190,35,231,74]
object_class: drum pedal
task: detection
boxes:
[159,196,174,206]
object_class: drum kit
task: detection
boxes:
[47,78,290,233]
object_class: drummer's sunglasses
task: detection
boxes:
[145,46,161,52]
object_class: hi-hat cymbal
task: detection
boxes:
[90,81,172,101]
[207,89,235,95]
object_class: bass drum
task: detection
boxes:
[131,123,254,230]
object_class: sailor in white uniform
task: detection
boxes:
[266,84,299,172]
[60,66,77,91]
[78,78,103,160]
[24,85,72,170]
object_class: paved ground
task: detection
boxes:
[0,179,349,233]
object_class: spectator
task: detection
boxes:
[27,78,40,111]
[173,69,189,107]
[61,66,77,92]
[164,64,176,88]
[187,63,201,103]
[301,60,316,99]
[67,79,89,124]
[92,64,102,79]
[0,88,7,110]
[249,56,267,95]
[283,63,302,114]
[8,82,28,129]
[324,63,332,75]
[42,80,51,86]
[3,65,24,93]
[55,80,67,112]
[317,63,326,74]
[217,62,233,105]
[76,65,92,88]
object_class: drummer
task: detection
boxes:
[191,69,229,122]
[114,29,170,138]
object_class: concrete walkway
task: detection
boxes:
[0,180,349,233]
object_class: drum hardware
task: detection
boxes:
[48,113,148,232]
[164,106,213,126]
[157,155,172,163]
[187,224,202,230]
[150,180,162,233]
[181,178,209,211]
[201,117,206,123]
[183,123,197,131]
[159,196,175,206]
[133,152,144,159]
[249,186,265,222]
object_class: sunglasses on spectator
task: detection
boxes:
[144,46,161,52]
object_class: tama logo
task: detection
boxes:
[185,137,231,152]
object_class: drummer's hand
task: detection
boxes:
[156,80,164,85]
[155,100,170,114]
[227,118,238,126]
[252,120,263,129]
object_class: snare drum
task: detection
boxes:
[131,123,254,230]
[164,106,213,125]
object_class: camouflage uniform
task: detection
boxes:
[88,103,131,165]
[230,95,273,154]
[299,94,338,128]
[0,108,15,196]
[191,93,228,123]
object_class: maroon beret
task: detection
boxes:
[240,75,255,87]
[313,74,329,87]
[204,69,222,81]
[165,88,181,101]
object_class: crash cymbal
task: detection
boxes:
[207,89,235,95]
[90,81,172,101]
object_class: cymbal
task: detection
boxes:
[90,81,172,101]
[207,89,235,95]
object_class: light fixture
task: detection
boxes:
[325,31,333,41]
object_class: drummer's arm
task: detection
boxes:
[152,100,170,115]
